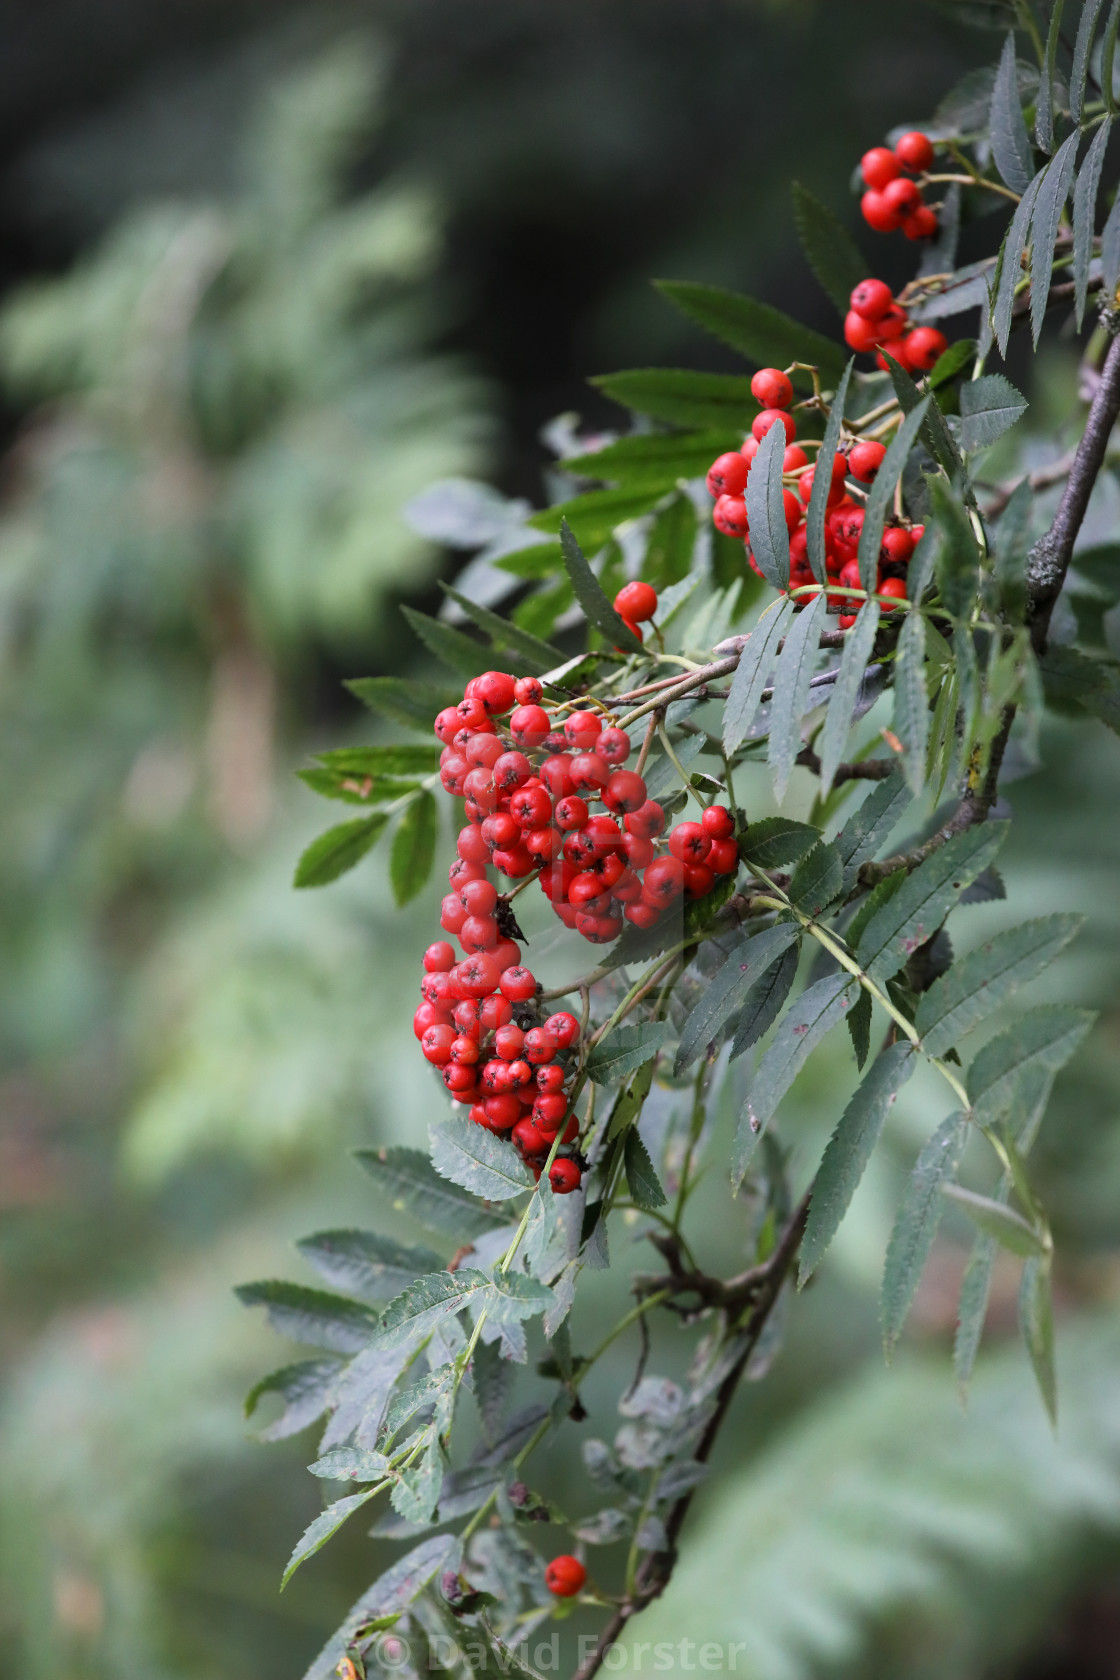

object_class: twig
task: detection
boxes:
[795,747,896,784]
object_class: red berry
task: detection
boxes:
[596,728,631,764]
[625,800,666,839]
[861,190,903,233]
[457,824,490,865]
[458,878,497,917]
[548,1161,582,1198]
[878,576,908,608]
[544,1011,580,1048]
[506,1059,533,1089]
[624,902,661,929]
[850,278,894,321]
[844,310,882,354]
[440,893,467,934]
[706,452,749,498]
[492,844,535,880]
[684,863,716,899]
[555,795,589,832]
[584,815,624,856]
[494,1023,524,1059]
[456,954,501,998]
[524,1027,559,1065]
[881,527,915,566]
[449,1034,481,1066]
[421,1024,456,1066]
[509,705,552,749]
[443,1063,478,1095]
[895,130,934,173]
[642,855,686,908]
[902,204,938,241]
[861,147,900,190]
[540,755,575,800]
[434,706,461,745]
[700,805,734,840]
[876,304,908,342]
[713,494,749,538]
[902,326,948,372]
[493,750,532,791]
[614,580,659,622]
[481,988,514,1028]
[536,1063,566,1092]
[512,1118,548,1156]
[484,1094,522,1130]
[750,367,794,410]
[525,827,559,861]
[848,440,887,482]
[562,711,602,749]
[603,770,648,814]
[481,812,518,850]
[576,910,622,944]
[708,837,739,875]
[545,1554,587,1594]
[570,752,609,792]
[881,177,921,217]
[510,784,552,829]
[473,671,516,715]
[618,617,643,647]
[838,612,857,630]
[513,676,543,706]
[569,871,613,912]
[500,966,537,1003]
[752,408,797,445]
[424,941,456,973]
[783,444,808,473]
[455,696,492,733]
[533,1092,568,1128]
[782,488,803,532]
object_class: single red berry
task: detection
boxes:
[700,805,734,840]
[456,954,501,998]
[708,837,739,875]
[570,752,610,792]
[509,705,552,749]
[548,1160,582,1198]
[902,204,938,241]
[625,901,661,929]
[440,894,467,934]
[545,1011,580,1049]
[861,190,903,233]
[481,812,518,850]
[457,823,490,866]
[713,494,749,538]
[902,326,948,372]
[861,146,900,190]
[618,617,643,647]
[584,815,624,856]
[562,710,602,749]
[443,1062,478,1095]
[705,452,749,499]
[481,988,514,1029]
[545,1554,587,1594]
[838,612,857,630]
[881,527,915,566]
[533,1092,568,1129]
[493,1023,524,1060]
[513,676,543,706]
[525,826,559,861]
[500,966,537,1003]
[492,844,535,880]
[510,784,552,830]
[844,308,882,354]
[455,696,492,733]
[848,440,887,482]
[536,1062,566,1092]
[414,1002,449,1038]
[623,832,654,871]
[524,1026,560,1064]
[603,770,648,814]
[878,576,908,608]
[555,795,590,832]
[642,855,686,908]
[750,367,794,410]
[614,580,659,623]
[783,444,809,474]
[850,278,894,321]
[782,488,803,532]
[684,863,716,900]
[449,1034,480,1066]
[596,729,631,765]
[493,750,532,791]
[473,671,516,715]
[423,941,456,973]
[895,130,934,173]
[483,1094,522,1130]
[752,408,797,445]
[434,706,461,745]
[421,1024,457,1065]
[881,177,921,217]
[625,799,666,839]
[876,304,909,342]
[539,754,575,800]
[740,435,760,465]
[512,1118,549,1156]
[568,871,613,913]
[506,1059,533,1089]
[457,878,497,917]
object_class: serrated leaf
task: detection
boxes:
[1039,643,1120,730]
[495,542,564,579]
[732,974,857,1185]
[1074,118,1112,328]
[1030,129,1079,344]
[354,1146,508,1241]
[787,840,843,916]
[881,352,968,491]
[591,368,759,429]
[857,399,930,595]
[345,677,460,729]
[958,373,1028,451]
[439,584,565,671]
[303,1535,456,1680]
[675,923,801,1072]
[791,184,867,314]
[954,1216,1000,1390]
[807,360,854,585]
[389,791,437,909]
[1036,0,1063,149]
[556,519,644,651]
[654,280,846,385]
[741,815,822,868]
[283,1488,380,1588]
[1104,164,1120,299]
[991,33,1036,191]
[624,1129,667,1209]
[800,1042,917,1284]
[588,1021,670,1084]
[309,1447,392,1482]
[244,1358,342,1441]
[846,986,873,1069]
[318,745,438,776]
[723,596,795,753]
[929,477,981,620]
[915,913,1083,1056]
[730,942,801,1061]
[845,870,905,954]
[561,429,738,486]
[855,822,1008,982]
[994,477,1033,622]
[400,605,490,678]
[1072,0,1106,121]
[930,337,977,390]
[370,1269,493,1350]
[769,591,828,801]
[817,603,881,796]
[530,488,666,552]
[298,767,421,807]
[942,1184,1045,1256]
[882,1111,970,1354]
[991,168,1045,357]
[835,770,912,889]
[236,1281,380,1353]
[297,1230,445,1302]
[967,1005,1095,1129]
[391,1434,444,1525]
[745,415,792,591]
[605,1056,657,1142]
[1019,1255,1057,1423]
[429,1117,536,1201]
[294,813,389,889]
[893,611,930,796]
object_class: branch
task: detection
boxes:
[795,746,897,784]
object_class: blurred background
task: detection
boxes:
[5,3,1120,1677]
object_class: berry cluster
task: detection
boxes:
[417,662,741,1189]
[705,368,920,624]
[843,276,948,375]
[859,131,938,240]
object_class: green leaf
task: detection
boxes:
[1102,178,1120,301]
[1019,1255,1057,1424]
[1073,117,1113,328]
[942,1185,1044,1257]
[400,605,490,678]
[881,1111,970,1355]
[966,1006,1094,1130]
[954,1219,1000,1390]
[439,584,564,671]
[370,1268,491,1350]
[741,814,821,869]
[787,840,843,916]
[591,368,759,429]
[818,603,880,797]
[929,477,981,620]
[309,1447,392,1482]
[243,1358,342,1441]
[557,520,644,651]
[283,1489,379,1589]
[844,870,905,954]
[990,33,1035,192]
[429,1116,536,1201]
[303,1536,456,1680]
[1035,0,1064,151]
[769,591,828,801]
[494,541,564,579]
[624,1129,668,1210]
[835,770,912,889]
[800,1042,917,1284]
[881,353,968,491]
[723,596,795,753]
[654,280,846,385]
[588,1021,670,1085]
[529,487,666,552]
[855,822,1008,983]
[236,1281,380,1353]
[675,923,802,1073]
[388,792,436,909]
[605,1055,657,1142]
[732,975,857,1185]
[994,477,1033,622]
[318,745,439,777]
[354,1146,508,1241]
[1030,129,1079,345]
[791,183,867,314]
[745,414,792,591]
[1039,643,1120,731]
[991,167,1044,357]
[958,373,1028,452]
[915,913,1083,1056]
[390,1436,444,1526]
[929,337,977,390]
[1071,0,1106,121]
[856,398,930,595]
[298,767,421,807]
[561,429,738,486]
[345,676,459,729]
[893,611,931,796]
[297,1230,445,1303]
[729,942,801,1060]
[806,360,853,584]
[846,986,873,1070]
[294,813,389,888]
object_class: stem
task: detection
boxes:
[922,171,1022,204]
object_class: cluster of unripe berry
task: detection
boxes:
[705,368,921,626]
[843,276,948,375]
[418,663,741,1189]
[859,131,938,240]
